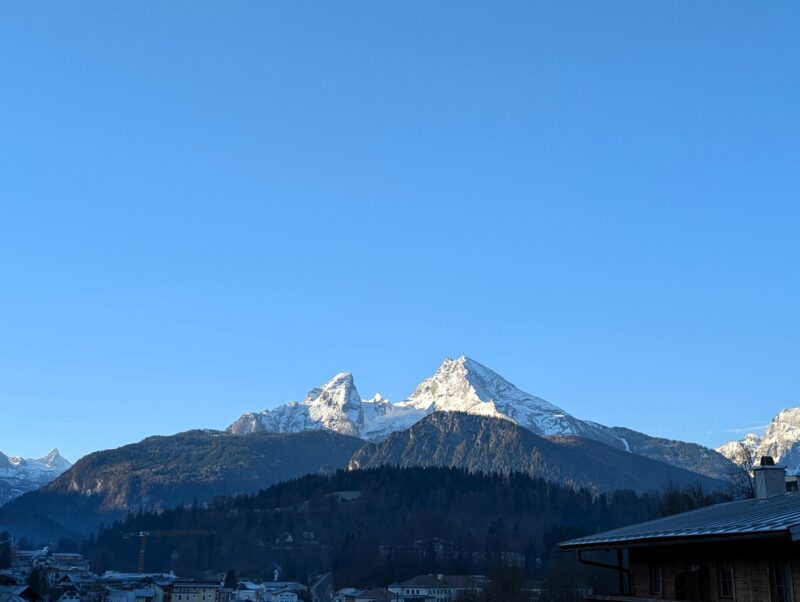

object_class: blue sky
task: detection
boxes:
[1,2,798,462]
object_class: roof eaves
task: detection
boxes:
[558,528,791,551]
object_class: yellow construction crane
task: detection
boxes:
[123,530,213,573]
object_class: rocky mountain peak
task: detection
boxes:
[716,433,762,467]
[718,407,800,474]
[742,432,763,446]
[224,356,736,482]
[305,371,364,433]
[306,371,361,410]
[0,448,72,506]
[399,355,562,422]
[41,448,71,470]
[226,371,366,438]
[400,356,501,414]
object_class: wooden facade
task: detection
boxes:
[620,539,798,602]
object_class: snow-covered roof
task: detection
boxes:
[261,583,306,591]
[0,592,26,602]
[0,587,35,598]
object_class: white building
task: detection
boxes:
[268,591,297,602]
[387,575,485,601]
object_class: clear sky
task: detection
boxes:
[1,2,798,462]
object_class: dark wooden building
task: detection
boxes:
[559,458,800,602]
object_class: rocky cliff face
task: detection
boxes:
[227,371,424,439]
[718,409,800,474]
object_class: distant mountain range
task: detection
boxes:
[0,430,363,536]
[1,356,749,542]
[229,355,736,481]
[718,408,800,474]
[0,449,71,505]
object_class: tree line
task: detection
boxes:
[61,467,725,588]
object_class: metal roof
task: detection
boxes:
[559,492,800,550]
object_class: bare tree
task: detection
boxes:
[727,442,756,499]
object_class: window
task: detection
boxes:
[771,562,793,602]
[718,563,735,599]
[649,563,663,595]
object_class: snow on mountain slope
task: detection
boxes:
[718,409,800,474]
[397,356,615,442]
[228,355,736,480]
[361,394,425,440]
[0,448,71,505]
[227,372,423,439]
[228,357,590,441]
[228,372,360,437]
[304,371,364,437]
[716,433,762,467]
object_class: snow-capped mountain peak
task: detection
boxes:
[398,356,590,437]
[226,355,737,481]
[0,448,72,506]
[40,448,71,470]
[718,408,800,475]
[400,356,559,418]
[716,433,762,467]
[304,371,364,434]
[228,355,591,439]
[305,372,360,410]
[227,370,367,438]
[8,448,69,471]
[230,355,597,440]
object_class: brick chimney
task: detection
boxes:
[754,456,786,499]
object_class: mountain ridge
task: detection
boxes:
[0,429,363,536]
[229,355,736,480]
[0,448,71,506]
[718,408,800,474]
[348,412,729,494]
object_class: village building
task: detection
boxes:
[387,575,486,601]
[56,590,82,602]
[332,588,364,602]
[560,457,800,602]
[266,590,296,602]
[232,581,305,602]
[260,583,305,596]
[169,581,219,602]
[352,589,401,602]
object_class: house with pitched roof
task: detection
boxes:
[559,457,800,602]
[387,575,485,601]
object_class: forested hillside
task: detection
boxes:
[349,413,729,492]
[0,430,363,536]
[84,466,725,587]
